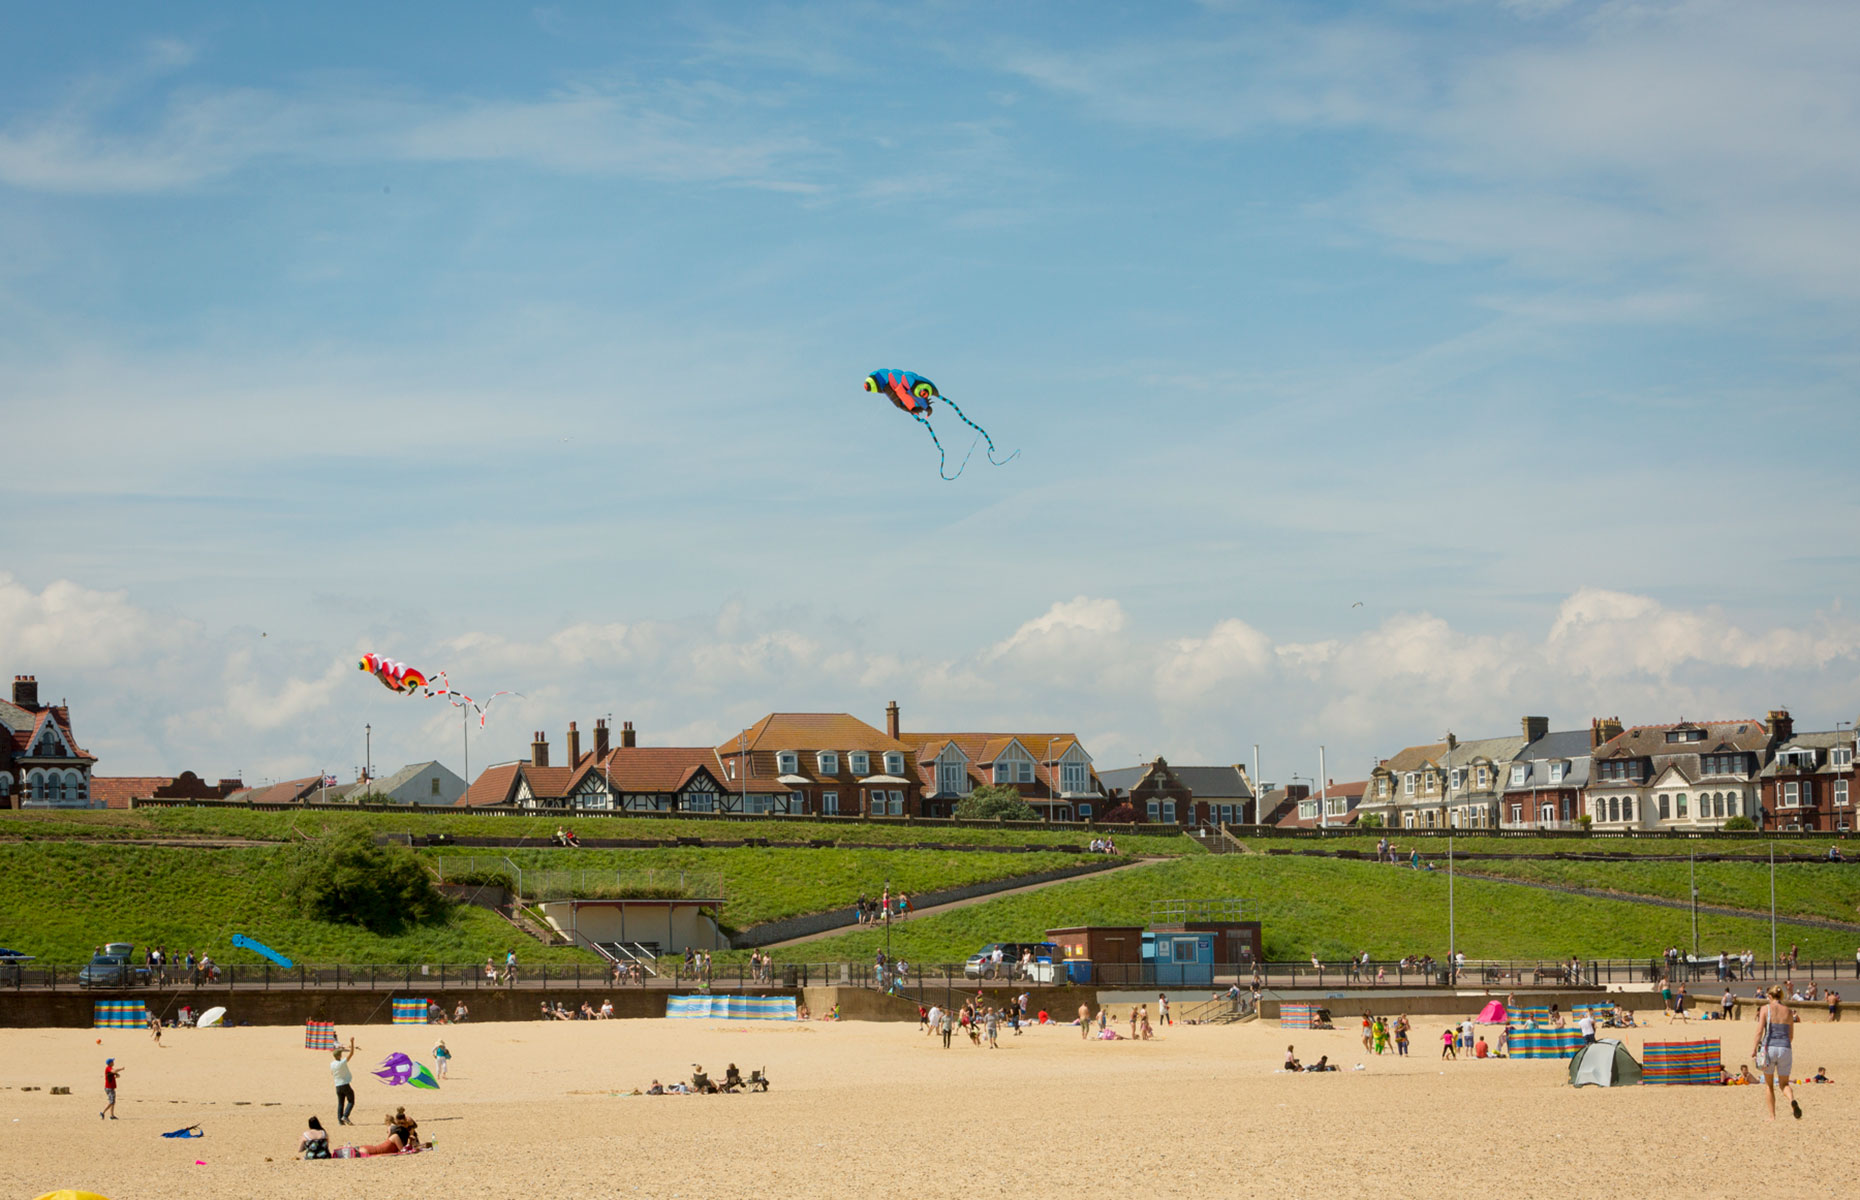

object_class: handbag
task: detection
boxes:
[1754,1045,1769,1069]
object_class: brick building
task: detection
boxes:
[0,675,98,808]
[1756,717,1857,832]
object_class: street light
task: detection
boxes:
[365,724,372,783]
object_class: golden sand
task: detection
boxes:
[2,1012,1855,1199]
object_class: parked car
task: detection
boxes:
[963,942,1058,979]
[78,945,150,989]
[0,948,31,987]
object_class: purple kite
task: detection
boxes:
[373,1052,439,1089]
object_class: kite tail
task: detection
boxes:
[913,410,977,481]
[938,396,1019,467]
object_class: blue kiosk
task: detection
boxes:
[1142,930,1217,987]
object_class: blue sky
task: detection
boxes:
[3,1,1857,786]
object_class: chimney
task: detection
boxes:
[12,676,37,709]
[593,719,610,761]
[52,705,70,727]
[566,721,581,764]
[621,720,636,749]
[1590,716,1623,749]
[885,700,900,740]
[1522,716,1549,744]
[1445,732,1458,752]
[531,731,549,768]
[1289,783,1309,801]
[1768,709,1794,742]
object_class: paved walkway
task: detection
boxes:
[759,857,1167,950]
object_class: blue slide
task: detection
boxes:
[230,934,293,968]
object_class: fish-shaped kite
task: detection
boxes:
[863,369,1018,481]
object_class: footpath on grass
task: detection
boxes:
[757,857,1167,949]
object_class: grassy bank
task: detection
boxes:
[779,856,1860,965]
[0,808,1199,856]
[1450,858,1860,927]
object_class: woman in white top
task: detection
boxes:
[1752,984,1801,1120]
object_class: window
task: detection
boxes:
[1608,796,1620,823]
[884,752,905,776]
[1017,761,1035,783]
[1676,793,1688,818]
[1424,810,1437,828]
[777,751,798,775]
[1325,797,1346,817]
[1658,794,1670,820]
[1549,762,1567,784]
[1424,772,1437,793]
[817,751,839,776]
[1510,803,1523,823]
[1061,762,1089,794]
[685,792,715,813]
[1837,780,1850,807]
[1402,812,1415,828]
[849,752,870,776]
[822,791,839,814]
[1146,801,1160,821]
[1450,769,1464,791]
[889,790,905,815]
[1834,748,1855,768]
[1540,804,1555,825]
[1666,729,1705,743]
[1172,938,1199,964]
[1161,801,1177,823]
[1803,781,1815,806]
[1078,803,1093,820]
[1784,782,1799,807]
[993,762,1010,784]
[1299,801,1317,820]
[1477,766,1490,788]
[1378,777,1390,798]
[939,762,967,796]
[1510,765,1527,786]
[1403,773,1416,796]
[1218,805,1232,824]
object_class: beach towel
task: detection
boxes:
[93,1000,145,1029]
[304,1020,338,1051]
[390,999,428,1025]
[161,1126,204,1139]
[1643,1039,1720,1085]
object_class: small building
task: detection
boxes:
[1142,930,1216,987]
[537,894,728,957]
[1149,899,1262,966]
[1047,925,1144,985]
[355,760,467,806]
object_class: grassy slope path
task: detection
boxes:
[758,857,1167,950]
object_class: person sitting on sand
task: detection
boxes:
[647,1079,664,1094]
[599,999,613,1019]
[392,1106,420,1149]
[453,1002,469,1023]
[1284,1045,1302,1072]
[357,1113,408,1157]
[300,1115,331,1160]
[1475,1036,1490,1059]
[796,1002,810,1020]
[1309,1055,1335,1072]
[721,1063,745,1092]
[1812,1066,1832,1083]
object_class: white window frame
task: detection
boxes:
[1510,765,1527,786]
[1377,777,1389,798]
[1549,762,1567,783]
[938,762,968,797]
[1402,812,1415,828]
[1784,781,1799,807]
[1146,800,1160,821]
[1324,797,1346,817]
[1061,761,1088,794]
[884,751,905,776]
[1299,800,1317,820]
[822,791,839,814]
[994,762,1010,784]
[1450,768,1464,791]
[1510,803,1523,824]
[889,790,905,815]
[849,751,870,776]
[1161,801,1177,823]
[777,751,798,775]
[1833,747,1855,768]
[1540,803,1555,825]
[1403,773,1416,796]
[1837,780,1850,807]
[817,751,839,776]
[1017,760,1035,783]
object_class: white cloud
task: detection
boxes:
[991,596,1126,659]
[0,574,184,668]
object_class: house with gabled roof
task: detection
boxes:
[1755,714,1857,833]
[900,702,1101,821]
[0,675,99,808]
[1586,713,1776,830]
[1274,779,1367,828]
[1361,740,1450,829]
[226,776,335,805]
[1499,720,1603,830]
[714,708,917,817]
[563,720,767,814]
[1098,759,1255,826]
[354,760,467,806]
[1440,731,1529,830]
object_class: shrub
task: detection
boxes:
[1100,802,1139,823]
[1357,813,1384,829]
[953,785,1039,821]
[1722,816,1757,832]
[286,828,448,933]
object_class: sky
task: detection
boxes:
[3,1,1858,788]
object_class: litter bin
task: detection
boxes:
[782,964,798,988]
[1064,960,1093,985]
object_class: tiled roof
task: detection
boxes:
[585,747,739,793]
[89,777,173,810]
[228,776,324,805]
[905,731,1097,798]
[460,763,523,807]
[1594,719,1772,758]
[1377,742,1449,774]
[716,713,911,756]
[1168,765,1255,800]
[1274,780,1367,828]
[1512,729,1594,763]
[517,766,575,800]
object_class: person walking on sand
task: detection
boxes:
[1440,1028,1456,1059]
[1078,1003,1091,1039]
[148,1011,163,1046]
[331,1037,358,1125]
[1158,993,1171,1025]
[1753,984,1801,1121]
[432,1039,451,1079]
[100,1057,123,1120]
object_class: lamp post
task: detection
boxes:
[364,724,371,783]
[1690,850,1699,958]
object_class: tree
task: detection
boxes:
[1722,815,1757,832]
[953,784,1039,821]
[1357,812,1384,829]
[286,827,448,933]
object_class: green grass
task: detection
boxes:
[0,807,1199,856]
[0,843,594,965]
[1239,833,1854,858]
[1450,858,1860,926]
[482,846,1109,931]
[778,856,1860,965]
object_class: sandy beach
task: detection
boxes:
[3,1010,1855,1200]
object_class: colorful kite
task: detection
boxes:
[358,652,519,728]
[863,369,1018,481]
[372,1052,439,1090]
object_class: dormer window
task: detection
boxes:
[849,752,870,776]
[1477,766,1489,787]
[1377,777,1389,798]
[994,762,1011,784]
[1510,765,1527,787]
[1449,769,1463,791]
[817,751,839,776]
[1018,761,1035,783]
[1549,762,1567,784]
[1403,773,1416,796]
[1835,747,1855,769]
[884,751,905,776]
[776,751,798,775]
